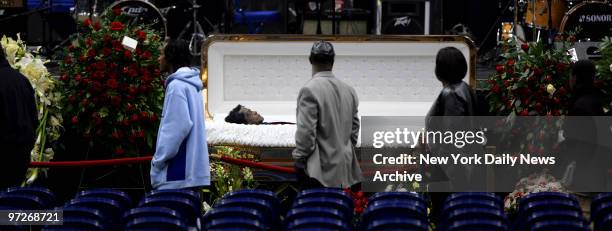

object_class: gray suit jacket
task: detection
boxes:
[293,71,363,188]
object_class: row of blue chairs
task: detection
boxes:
[5,186,612,230]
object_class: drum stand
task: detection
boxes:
[177,0,215,56]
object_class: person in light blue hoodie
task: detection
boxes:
[151,39,210,189]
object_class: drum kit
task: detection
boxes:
[71,0,215,55]
[498,0,612,43]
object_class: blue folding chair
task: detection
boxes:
[6,186,56,208]
[369,192,426,204]
[145,189,200,210]
[214,197,280,229]
[519,199,581,215]
[138,197,201,226]
[448,219,508,231]
[204,207,265,225]
[205,218,266,230]
[285,207,348,226]
[362,201,427,225]
[125,216,188,231]
[530,220,589,231]
[522,210,587,231]
[292,197,353,220]
[76,188,132,209]
[233,0,281,34]
[519,192,577,207]
[0,194,47,209]
[123,207,184,226]
[43,217,106,231]
[296,188,353,208]
[286,217,350,231]
[442,199,501,218]
[66,197,123,224]
[62,206,106,223]
[364,218,428,231]
[224,189,280,209]
[446,192,501,205]
[441,208,507,230]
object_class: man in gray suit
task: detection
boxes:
[293,41,363,190]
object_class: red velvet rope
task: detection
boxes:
[29,155,296,174]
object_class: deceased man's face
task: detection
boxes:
[240,106,264,124]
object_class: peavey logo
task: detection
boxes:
[579,14,612,23]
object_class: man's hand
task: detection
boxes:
[294,157,308,181]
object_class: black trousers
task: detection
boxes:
[0,147,30,190]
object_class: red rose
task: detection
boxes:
[138,30,147,41]
[128,86,138,95]
[64,56,72,65]
[503,80,510,87]
[110,21,124,31]
[83,18,91,27]
[88,49,96,58]
[534,68,542,76]
[491,84,500,94]
[552,110,561,116]
[85,37,93,47]
[554,97,561,105]
[527,76,535,83]
[545,75,552,83]
[150,113,158,122]
[68,44,75,52]
[519,109,529,116]
[141,51,152,60]
[93,82,103,92]
[113,7,122,16]
[60,74,68,82]
[111,131,121,139]
[115,148,125,155]
[140,111,148,119]
[507,58,515,66]
[495,65,504,73]
[81,78,90,86]
[71,116,79,124]
[124,50,132,59]
[130,114,139,122]
[75,75,82,82]
[93,21,101,31]
[103,48,112,57]
[568,35,577,43]
[521,43,529,52]
[106,79,119,89]
[126,104,135,112]
[137,130,145,138]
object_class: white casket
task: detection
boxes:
[201,35,475,148]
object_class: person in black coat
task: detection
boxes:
[0,45,38,189]
[559,60,607,191]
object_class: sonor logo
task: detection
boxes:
[579,14,612,23]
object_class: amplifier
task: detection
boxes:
[0,0,25,8]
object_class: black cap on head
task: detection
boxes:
[310,40,335,66]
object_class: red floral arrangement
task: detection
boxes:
[487,38,574,116]
[59,8,164,157]
[486,36,575,154]
[344,188,368,214]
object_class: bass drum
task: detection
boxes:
[560,1,612,41]
[524,0,568,29]
[104,0,167,38]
